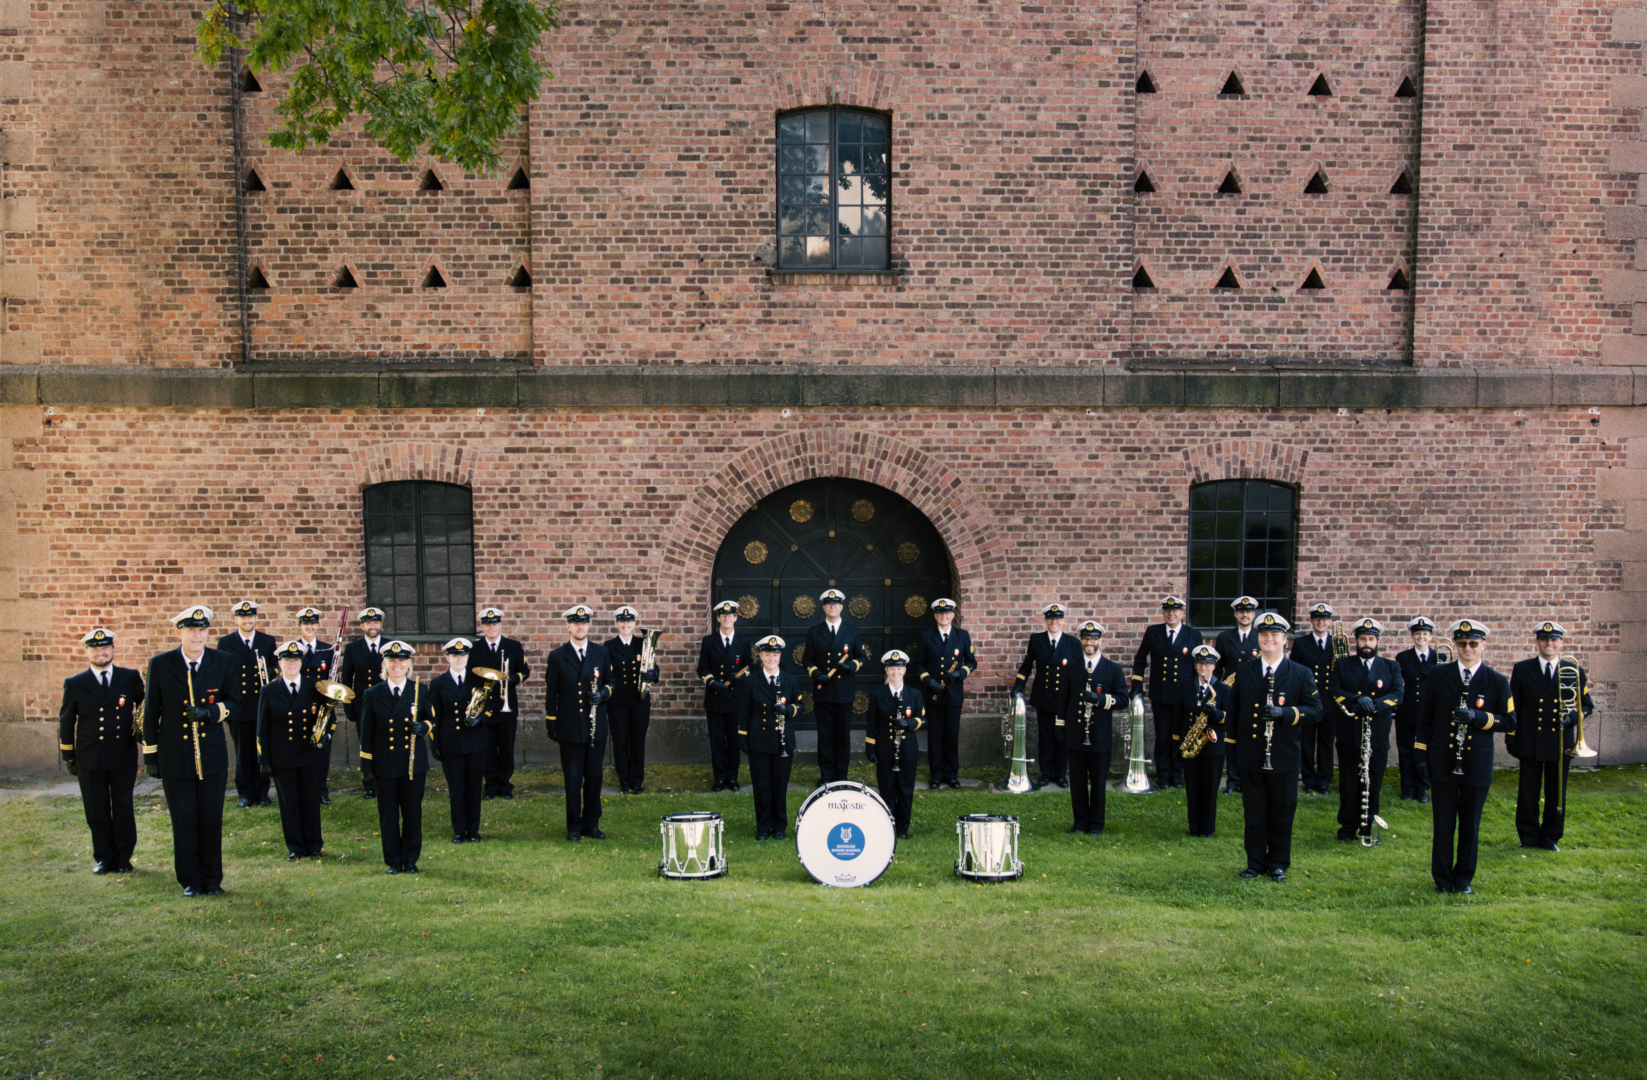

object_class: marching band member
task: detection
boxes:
[804,589,866,785]
[143,605,239,896]
[865,650,924,840]
[474,607,529,801]
[60,628,144,874]
[358,640,431,874]
[1418,619,1515,894]
[738,635,799,841]
[1130,596,1203,790]
[1230,612,1321,882]
[1508,622,1593,852]
[605,606,659,795]
[1328,618,1403,845]
[1287,603,1339,795]
[1183,645,1229,838]
[697,600,752,791]
[218,600,276,809]
[337,607,387,800]
[913,598,976,790]
[545,605,612,841]
[1019,603,1082,790]
[429,637,487,844]
[256,640,330,861]
[1214,596,1262,795]
[1064,621,1128,836]
[1394,616,1440,803]
[293,606,336,804]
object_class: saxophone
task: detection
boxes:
[1181,680,1214,759]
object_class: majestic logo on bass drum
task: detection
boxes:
[829,823,865,861]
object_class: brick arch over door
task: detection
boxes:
[769,64,905,112]
[349,441,478,489]
[1182,438,1308,487]
[656,429,999,621]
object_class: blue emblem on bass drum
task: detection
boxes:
[829,823,864,860]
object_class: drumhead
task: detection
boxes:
[795,781,896,888]
[663,812,721,823]
[959,813,1017,824]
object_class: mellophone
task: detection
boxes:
[656,782,1026,888]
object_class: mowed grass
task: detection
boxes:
[1,763,1643,1080]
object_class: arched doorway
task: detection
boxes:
[711,478,954,730]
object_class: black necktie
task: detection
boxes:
[392,686,400,700]
[189,661,198,675]
[1264,666,1273,679]
[576,649,584,663]
[288,681,298,695]
[770,677,778,688]
[1545,662,1553,680]
[99,671,108,689]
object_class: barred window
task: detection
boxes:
[777,107,891,271]
[1187,480,1296,631]
[363,481,475,636]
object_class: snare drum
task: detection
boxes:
[795,780,896,888]
[955,813,1023,882]
[659,812,726,879]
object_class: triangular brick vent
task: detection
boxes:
[1395,76,1417,99]
[1307,74,1333,97]
[1135,71,1157,94]
[507,167,531,190]
[329,168,355,191]
[1132,265,1155,289]
[1299,268,1326,291]
[1134,171,1156,194]
[1219,72,1246,97]
[1217,169,1242,195]
[240,67,262,93]
[418,169,445,191]
[246,266,269,290]
[244,167,267,193]
[1304,170,1329,195]
[332,265,359,289]
[1215,266,1241,290]
[421,265,448,289]
[1390,169,1414,195]
[1387,267,1411,291]
[507,265,533,288]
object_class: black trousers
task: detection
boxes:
[705,708,741,786]
[1225,750,1242,790]
[161,772,226,890]
[1515,757,1571,847]
[1395,710,1428,798]
[874,741,920,835]
[1299,714,1333,791]
[1152,702,1182,786]
[319,724,334,795]
[1336,737,1389,838]
[1431,780,1490,891]
[351,718,375,796]
[1185,752,1221,837]
[443,749,485,839]
[375,773,426,870]
[814,701,853,783]
[273,762,326,856]
[1241,768,1298,873]
[483,718,518,796]
[228,722,270,802]
[77,762,137,868]
[559,737,606,834]
[1035,709,1066,784]
[925,700,963,783]
[1068,748,1110,832]
[747,749,795,837]
[609,701,651,790]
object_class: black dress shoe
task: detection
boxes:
[1541,842,1561,852]
[183,885,203,896]
[631,787,644,795]
[319,793,331,806]
[1087,828,1104,836]
[1056,780,1070,790]
[115,863,134,874]
[403,865,419,874]
[1435,884,1450,893]
[567,831,582,842]
[1417,792,1430,804]
[773,831,786,841]
[727,783,740,793]
[947,780,961,789]
[756,832,771,842]
[385,867,401,875]
[1239,869,1260,879]
[258,796,273,807]
[467,835,482,843]
[500,793,514,800]
[205,886,225,895]
[1458,884,1473,895]
[453,835,466,844]
[586,828,607,840]
[483,793,495,801]
[363,791,376,800]
[93,862,110,875]
[237,797,251,809]
[929,781,941,790]
[1270,869,1287,883]
[896,831,910,841]
[308,852,324,860]
[1337,834,1354,843]
[1066,826,1084,834]
[286,851,299,861]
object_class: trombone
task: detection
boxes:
[1557,654,1597,815]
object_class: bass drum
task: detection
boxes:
[795,780,897,888]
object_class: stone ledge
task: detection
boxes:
[0,364,1641,411]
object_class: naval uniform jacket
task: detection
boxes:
[1288,634,1339,718]
[358,680,432,779]
[802,622,866,706]
[912,627,977,707]
[1328,656,1404,746]
[141,648,239,779]
[59,666,145,772]
[1507,659,1592,763]
[472,635,529,719]
[1228,657,1322,774]
[1061,655,1129,754]
[1016,632,1083,714]
[738,670,800,756]
[1418,663,1514,787]
[696,632,752,715]
[338,637,387,723]
[865,684,925,758]
[1395,647,1440,727]
[429,669,489,758]
[215,630,278,725]
[297,639,335,684]
[543,641,612,745]
[256,678,331,770]
[605,634,660,706]
[1130,623,1204,707]
[1214,627,1262,686]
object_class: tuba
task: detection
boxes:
[638,629,662,699]
[1123,693,1151,792]
[312,679,354,748]
[467,666,502,725]
[1000,692,1032,792]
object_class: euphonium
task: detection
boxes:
[1000,692,1032,793]
[1181,680,1214,759]
[313,679,354,748]
[638,629,662,700]
[1124,693,1151,793]
[466,666,503,726]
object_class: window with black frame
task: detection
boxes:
[362,481,475,636]
[1186,480,1297,632]
[776,107,891,271]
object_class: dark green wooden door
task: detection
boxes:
[711,478,953,729]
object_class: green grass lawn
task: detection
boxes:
[2,763,1643,1080]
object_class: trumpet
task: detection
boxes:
[500,655,512,714]
[255,651,271,690]
[313,679,355,749]
[467,666,503,726]
[638,629,662,700]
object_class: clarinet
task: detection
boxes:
[1359,700,1374,845]
[1451,685,1470,777]
[588,667,601,742]
[1262,670,1276,772]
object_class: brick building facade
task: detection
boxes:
[1,0,1644,772]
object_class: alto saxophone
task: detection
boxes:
[1262,670,1277,772]
[1181,681,1214,759]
